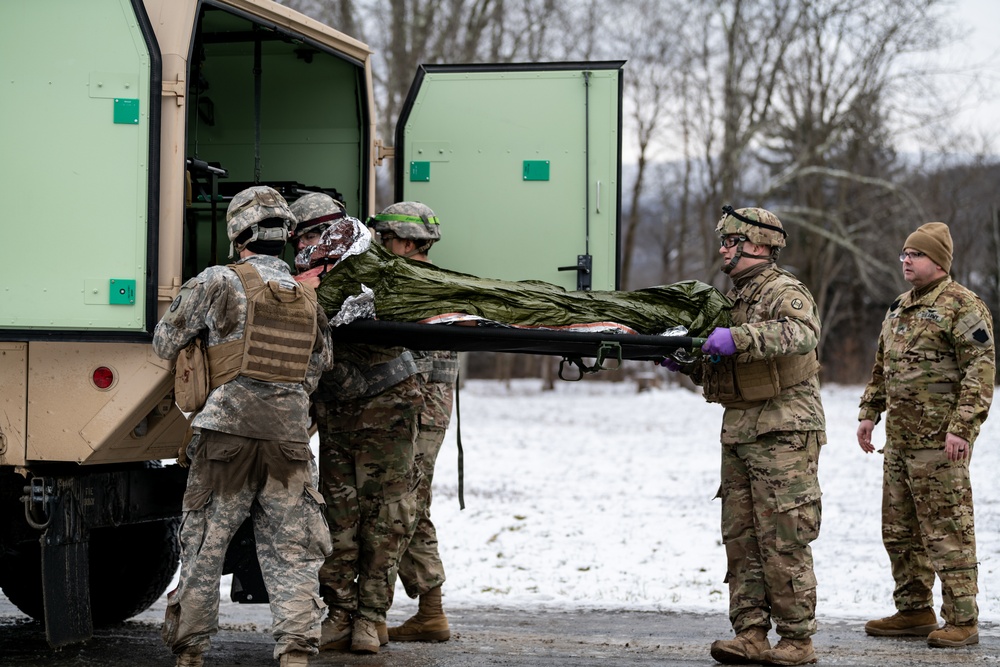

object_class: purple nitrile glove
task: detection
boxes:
[657,358,681,372]
[702,327,737,356]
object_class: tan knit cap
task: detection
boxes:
[904,222,952,273]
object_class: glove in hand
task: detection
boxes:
[658,358,681,372]
[702,327,737,356]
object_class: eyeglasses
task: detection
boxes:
[381,234,398,245]
[899,251,926,262]
[297,230,323,246]
[720,235,747,248]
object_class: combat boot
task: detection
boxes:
[761,637,817,665]
[709,625,770,663]
[351,617,381,654]
[388,585,451,642]
[928,623,979,647]
[175,651,203,667]
[864,608,938,637]
[278,650,310,666]
[376,621,388,646]
[319,607,352,651]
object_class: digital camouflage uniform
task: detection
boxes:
[692,262,825,640]
[395,350,458,600]
[316,341,422,624]
[859,275,994,626]
[153,254,334,660]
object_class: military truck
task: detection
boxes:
[0,0,624,648]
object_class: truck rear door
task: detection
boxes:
[394,62,624,292]
[0,0,159,338]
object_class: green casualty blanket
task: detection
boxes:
[315,243,731,338]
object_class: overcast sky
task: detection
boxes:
[937,0,1000,146]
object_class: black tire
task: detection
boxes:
[0,463,182,627]
[0,517,180,626]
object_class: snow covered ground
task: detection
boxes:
[132,376,1000,628]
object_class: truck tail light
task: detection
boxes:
[92,366,115,390]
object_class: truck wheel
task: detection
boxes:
[0,517,180,626]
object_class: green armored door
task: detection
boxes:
[0,0,159,336]
[394,62,625,292]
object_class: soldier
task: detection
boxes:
[290,192,346,253]
[661,206,824,666]
[303,200,424,655]
[858,222,994,648]
[370,203,459,642]
[153,186,334,667]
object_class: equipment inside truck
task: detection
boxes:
[183,3,368,277]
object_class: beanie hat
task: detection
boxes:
[904,222,952,273]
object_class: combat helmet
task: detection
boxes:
[290,192,345,240]
[369,201,441,254]
[226,185,296,258]
[716,205,787,249]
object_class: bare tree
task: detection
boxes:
[281,0,999,382]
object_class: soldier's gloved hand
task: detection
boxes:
[702,327,737,356]
[657,357,681,372]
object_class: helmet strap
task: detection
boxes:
[722,240,773,274]
[722,245,743,274]
[230,221,290,258]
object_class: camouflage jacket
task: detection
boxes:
[691,263,826,444]
[859,276,995,448]
[153,255,333,443]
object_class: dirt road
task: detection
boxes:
[0,596,996,666]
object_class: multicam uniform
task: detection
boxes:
[395,350,458,599]
[316,342,422,624]
[692,262,825,640]
[859,275,994,626]
[154,254,333,660]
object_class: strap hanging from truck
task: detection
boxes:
[253,25,262,184]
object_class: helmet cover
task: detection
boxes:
[715,205,786,248]
[290,192,345,238]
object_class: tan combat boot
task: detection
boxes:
[376,621,388,646]
[319,607,352,651]
[709,625,770,664]
[175,651,203,667]
[278,650,311,666]
[351,617,381,654]
[928,623,979,647]
[761,637,817,665]
[864,608,938,637]
[388,585,451,642]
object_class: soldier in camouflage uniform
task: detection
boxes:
[371,203,459,643]
[662,206,824,666]
[153,186,334,667]
[301,201,433,655]
[858,222,994,649]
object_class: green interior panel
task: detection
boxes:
[0,0,152,331]
[399,65,622,291]
[184,4,366,275]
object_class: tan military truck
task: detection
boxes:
[0,0,624,648]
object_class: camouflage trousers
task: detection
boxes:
[719,430,822,639]
[163,430,331,660]
[394,426,448,600]
[882,443,978,625]
[316,400,419,623]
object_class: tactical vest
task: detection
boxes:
[206,262,319,389]
[702,265,821,408]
